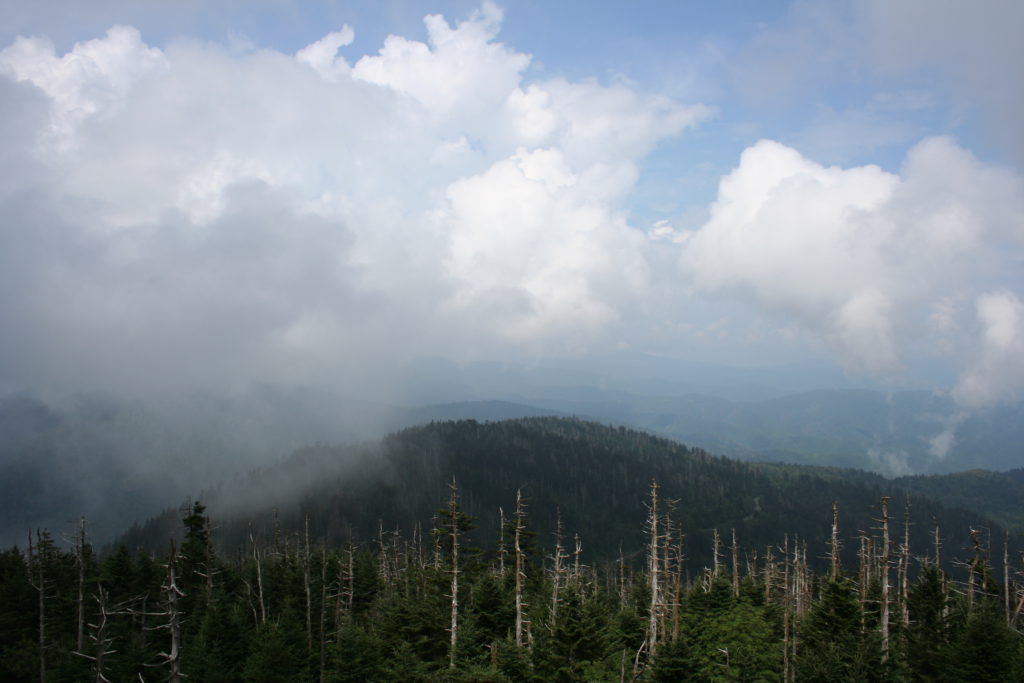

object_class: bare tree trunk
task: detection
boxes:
[377,520,389,590]
[857,533,867,628]
[551,509,565,622]
[304,515,313,653]
[672,529,685,641]
[618,543,627,610]
[731,529,740,598]
[73,584,123,683]
[573,533,583,583]
[1005,530,1011,626]
[319,548,327,683]
[204,517,216,600]
[76,517,87,654]
[829,503,840,581]
[782,534,790,683]
[967,528,982,613]
[880,496,891,664]
[90,586,113,683]
[514,489,528,649]
[900,499,910,629]
[448,481,460,670]
[29,531,47,683]
[251,533,267,625]
[712,528,721,578]
[162,540,185,683]
[659,505,672,642]
[646,479,660,658]
[498,507,506,577]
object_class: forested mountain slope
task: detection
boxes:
[119,418,1012,573]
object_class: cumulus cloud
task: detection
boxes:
[681,136,1024,397]
[953,291,1024,408]
[0,4,708,396]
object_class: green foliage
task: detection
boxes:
[797,576,877,681]
[2,418,1023,681]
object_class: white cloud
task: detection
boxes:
[953,291,1024,408]
[0,25,168,148]
[351,1,525,118]
[295,25,354,81]
[0,4,708,394]
[682,136,1024,385]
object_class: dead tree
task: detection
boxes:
[319,548,328,683]
[829,502,841,581]
[967,528,983,613]
[782,534,791,683]
[573,533,583,583]
[712,528,722,578]
[879,496,891,664]
[498,507,506,577]
[514,489,529,649]
[551,509,566,623]
[899,499,911,629]
[74,585,131,683]
[27,529,53,683]
[304,515,313,653]
[72,517,89,654]
[447,480,461,670]
[153,540,186,683]
[251,533,267,625]
[731,529,740,598]
[646,479,661,657]
[618,543,628,610]
[1004,530,1011,626]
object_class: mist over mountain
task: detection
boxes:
[117,417,1015,574]
[3,367,1024,548]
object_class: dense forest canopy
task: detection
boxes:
[2,418,1023,681]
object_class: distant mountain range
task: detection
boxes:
[528,389,1024,474]
[1,387,1022,548]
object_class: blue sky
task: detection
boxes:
[0,0,1022,410]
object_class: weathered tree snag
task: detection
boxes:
[498,507,506,577]
[514,489,528,649]
[448,480,460,670]
[646,479,660,658]
[319,548,327,683]
[731,529,740,598]
[28,530,48,683]
[1004,529,1011,626]
[829,502,840,581]
[782,534,790,683]
[159,540,185,683]
[75,517,88,654]
[551,509,565,622]
[879,496,891,664]
[900,498,911,629]
[304,515,313,653]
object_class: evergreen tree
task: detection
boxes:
[796,575,876,681]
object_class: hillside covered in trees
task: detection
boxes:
[2,418,1023,681]
[119,418,1013,571]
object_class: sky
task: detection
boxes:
[0,0,1023,412]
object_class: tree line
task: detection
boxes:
[2,482,1023,682]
